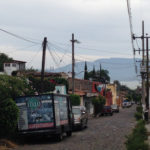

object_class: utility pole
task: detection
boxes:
[132,22,150,121]
[41,37,47,93]
[141,21,146,107]
[146,35,149,110]
[70,33,79,94]
[99,63,102,82]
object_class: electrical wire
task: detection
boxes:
[27,46,42,65]
[49,41,132,56]
[0,28,40,44]
[1,43,40,54]
[126,0,138,74]
[47,44,60,68]
[48,42,135,65]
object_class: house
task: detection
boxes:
[105,89,113,106]
[68,78,105,114]
[106,83,118,104]
[3,60,26,75]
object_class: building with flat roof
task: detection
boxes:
[3,60,26,75]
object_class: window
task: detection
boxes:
[5,63,10,67]
[12,63,16,67]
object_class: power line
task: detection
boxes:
[126,0,138,74]
[0,28,40,44]
[49,41,132,56]
[27,45,42,66]
[47,44,60,67]
[0,43,40,54]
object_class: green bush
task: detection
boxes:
[28,76,68,94]
[134,112,143,121]
[125,120,149,150]
[0,75,34,138]
[136,106,143,113]
[92,95,106,117]
[70,94,80,106]
[0,98,19,138]
[0,75,34,100]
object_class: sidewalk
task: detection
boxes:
[145,124,150,144]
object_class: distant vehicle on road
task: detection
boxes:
[72,106,88,129]
[111,104,119,113]
[122,100,132,108]
[100,106,113,116]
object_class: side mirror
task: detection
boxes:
[82,111,85,114]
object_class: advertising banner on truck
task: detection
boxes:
[16,95,54,130]
[54,95,68,125]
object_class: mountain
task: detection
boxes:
[54,58,141,82]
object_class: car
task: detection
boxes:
[100,106,113,116]
[72,106,88,129]
[111,104,119,113]
[122,100,132,108]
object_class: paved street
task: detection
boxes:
[15,105,136,150]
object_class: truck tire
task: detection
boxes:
[66,131,72,137]
[85,119,88,128]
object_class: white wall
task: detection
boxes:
[4,63,19,75]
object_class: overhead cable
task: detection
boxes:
[0,28,40,44]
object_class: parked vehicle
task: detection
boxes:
[15,93,73,141]
[111,104,119,113]
[100,106,113,116]
[72,106,88,129]
[122,100,132,108]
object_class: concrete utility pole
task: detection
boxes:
[132,22,150,121]
[41,37,47,93]
[70,33,79,94]
[146,35,149,110]
[141,21,146,107]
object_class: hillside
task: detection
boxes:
[54,58,140,82]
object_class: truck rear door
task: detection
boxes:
[16,94,54,131]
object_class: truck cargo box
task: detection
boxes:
[15,93,73,140]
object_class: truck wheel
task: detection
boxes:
[66,131,72,137]
[85,119,88,128]
[80,121,84,130]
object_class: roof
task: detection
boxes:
[68,89,86,96]
[27,72,62,77]
[4,60,26,64]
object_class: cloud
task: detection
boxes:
[0,0,147,71]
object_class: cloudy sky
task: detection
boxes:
[0,0,149,70]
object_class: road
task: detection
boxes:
[15,105,136,150]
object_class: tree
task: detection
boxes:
[0,98,19,138]
[114,80,121,91]
[92,65,96,80]
[28,76,69,94]
[0,75,34,138]
[99,69,110,83]
[0,75,34,100]
[28,76,55,93]
[70,94,80,106]
[84,61,88,80]
[0,53,13,71]
[92,95,106,117]
[88,68,110,83]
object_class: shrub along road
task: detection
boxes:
[15,105,136,150]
